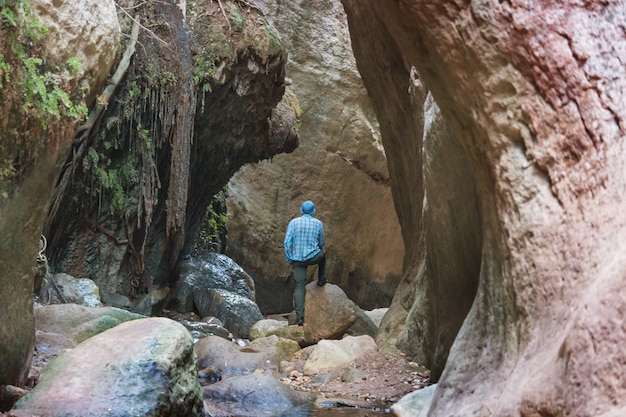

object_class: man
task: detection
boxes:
[284,200,327,326]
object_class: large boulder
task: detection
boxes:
[225,0,404,314]
[34,304,144,347]
[12,318,203,417]
[302,282,357,343]
[342,1,626,416]
[171,254,263,338]
[0,0,119,386]
[195,288,263,339]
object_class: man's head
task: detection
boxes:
[300,200,316,215]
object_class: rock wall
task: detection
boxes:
[225,0,404,314]
[342,1,626,416]
[43,0,297,299]
[0,0,119,387]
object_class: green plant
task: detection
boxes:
[67,56,82,75]
[1,0,87,129]
[205,188,229,246]
[0,54,9,87]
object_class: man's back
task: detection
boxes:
[284,214,324,262]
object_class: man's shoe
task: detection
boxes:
[296,318,304,326]
[317,277,327,286]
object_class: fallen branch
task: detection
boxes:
[217,0,232,33]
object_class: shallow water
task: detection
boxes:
[292,404,389,416]
[253,403,390,416]
[207,400,391,416]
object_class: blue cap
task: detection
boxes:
[300,200,316,215]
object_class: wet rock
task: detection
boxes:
[202,373,314,417]
[131,287,170,316]
[195,288,263,339]
[171,254,263,338]
[175,319,232,342]
[12,318,203,417]
[195,335,293,378]
[172,254,256,311]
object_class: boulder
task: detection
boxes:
[249,318,288,340]
[391,384,438,417]
[171,254,263,338]
[34,304,144,346]
[249,335,301,362]
[302,335,378,375]
[347,302,379,338]
[130,287,170,316]
[39,273,103,308]
[174,318,232,342]
[195,335,294,379]
[172,254,257,309]
[194,288,263,339]
[12,318,203,417]
[202,373,314,417]
[302,282,357,342]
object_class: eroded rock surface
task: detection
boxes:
[225,0,404,314]
[0,0,119,387]
[342,1,626,416]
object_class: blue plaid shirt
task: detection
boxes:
[284,214,325,262]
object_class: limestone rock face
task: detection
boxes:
[225,0,404,314]
[334,0,481,379]
[342,1,626,416]
[0,0,119,387]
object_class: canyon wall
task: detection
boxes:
[225,0,404,314]
[342,1,626,416]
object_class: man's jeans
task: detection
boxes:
[292,250,326,321]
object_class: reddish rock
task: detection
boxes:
[342,1,626,416]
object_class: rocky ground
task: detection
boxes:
[0,305,432,415]
[282,347,431,407]
[1,334,431,414]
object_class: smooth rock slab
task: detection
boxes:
[12,318,203,417]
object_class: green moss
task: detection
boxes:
[1,0,87,130]
[229,9,244,32]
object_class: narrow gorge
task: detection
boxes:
[2,1,626,416]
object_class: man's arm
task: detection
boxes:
[318,221,325,250]
[284,222,294,262]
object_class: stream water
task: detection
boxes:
[287,404,390,416]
